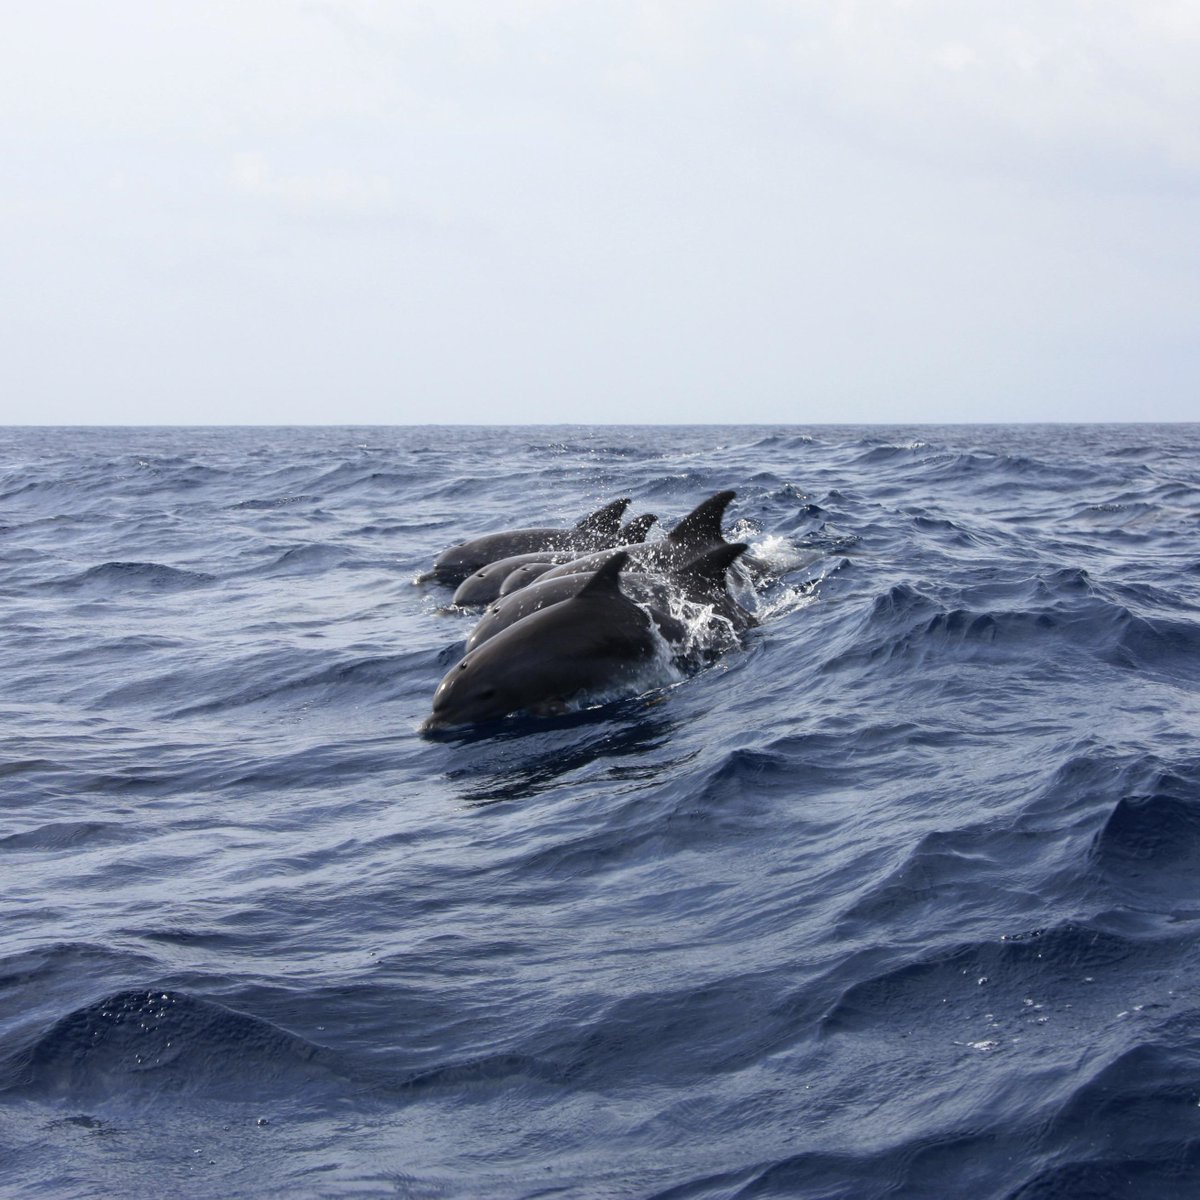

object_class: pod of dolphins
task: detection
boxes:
[420,492,761,732]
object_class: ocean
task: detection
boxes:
[2,423,1199,1198]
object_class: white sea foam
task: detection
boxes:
[749,533,822,575]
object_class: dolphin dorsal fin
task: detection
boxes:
[666,490,736,554]
[576,498,631,537]
[574,551,629,600]
[676,542,749,587]
[620,514,657,545]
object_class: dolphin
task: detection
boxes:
[449,511,660,606]
[464,542,754,653]
[496,560,559,597]
[422,553,679,732]
[451,550,581,608]
[618,513,658,545]
[493,512,659,600]
[425,498,631,586]
[533,490,739,587]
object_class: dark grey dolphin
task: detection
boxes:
[496,560,558,597]
[464,542,754,654]
[422,553,677,732]
[492,512,659,600]
[449,511,660,606]
[451,550,581,608]
[618,513,658,545]
[534,490,739,586]
[425,499,631,586]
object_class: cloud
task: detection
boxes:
[294,0,1200,189]
[228,152,397,218]
[781,0,1200,181]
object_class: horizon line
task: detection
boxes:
[5,420,1199,430]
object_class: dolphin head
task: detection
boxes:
[420,642,575,732]
[422,653,517,730]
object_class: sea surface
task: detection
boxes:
[2,423,1200,1199]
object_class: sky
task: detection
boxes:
[2,0,1198,425]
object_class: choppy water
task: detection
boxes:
[2,423,1200,1199]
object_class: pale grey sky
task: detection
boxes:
[3,1,1198,424]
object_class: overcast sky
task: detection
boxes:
[3,1,1198,424]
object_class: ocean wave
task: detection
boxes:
[4,989,340,1101]
[1091,765,1200,893]
[245,542,356,576]
[819,918,1182,1041]
[229,494,320,510]
[38,561,216,593]
[158,650,428,719]
[0,821,140,853]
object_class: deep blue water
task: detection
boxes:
[3,423,1200,1199]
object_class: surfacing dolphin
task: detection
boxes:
[618,513,658,546]
[496,560,560,598]
[463,542,754,653]
[422,552,679,732]
[451,549,582,608]
[450,512,659,607]
[533,490,740,587]
[423,498,631,586]
[492,512,659,601]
